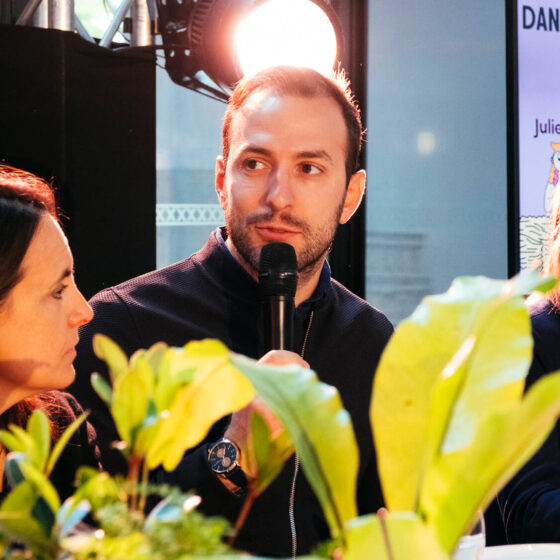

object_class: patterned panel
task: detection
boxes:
[156,203,224,226]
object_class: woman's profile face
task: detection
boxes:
[0,214,93,405]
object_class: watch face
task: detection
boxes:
[209,441,238,474]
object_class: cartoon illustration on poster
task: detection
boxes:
[517,2,560,270]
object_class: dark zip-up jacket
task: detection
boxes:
[70,228,393,557]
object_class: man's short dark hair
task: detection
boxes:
[222,66,363,183]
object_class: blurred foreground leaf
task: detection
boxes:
[231,353,359,538]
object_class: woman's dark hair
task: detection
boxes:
[0,164,57,305]
[0,164,59,434]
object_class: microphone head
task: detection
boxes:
[258,242,298,298]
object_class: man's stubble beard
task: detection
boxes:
[224,198,346,283]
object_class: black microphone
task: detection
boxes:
[258,242,298,353]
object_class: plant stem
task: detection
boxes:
[228,489,257,547]
[378,508,395,560]
[127,455,142,511]
[138,455,150,512]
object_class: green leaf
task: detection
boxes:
[147,340,255,470]
[112,367,150,447]
[420,337,474,495]
[31,495,56,537]
[91,372,113,408]
[93,333,129,384]
[3,425,39,465]
[0,431,24,454]
[231,352,359,538]
[18,461,61,515]
[421,369,560,552]
[0,481,49,547]
[27,409,51,471]
[344,513,448,560]
[249,411,294,495]
[145,342,168,376]
[46,413,88,476]
[153,348,197,412]
[372,275,534,511]
[133,419,160,457]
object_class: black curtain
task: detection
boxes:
[0,25,156,299]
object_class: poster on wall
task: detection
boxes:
[517,1,560,269]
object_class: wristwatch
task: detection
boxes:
[207,438,248,495]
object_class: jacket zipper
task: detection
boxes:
[289,310,314,559]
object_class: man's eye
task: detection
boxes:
[245,159,265,170]
[301,163,320,175]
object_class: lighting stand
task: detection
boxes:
[14,0,153,46]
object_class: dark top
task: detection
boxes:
[499,298,560,543]
[2,391,99,502]
[70,228,393,557]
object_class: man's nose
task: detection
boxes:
[264,167,294,211]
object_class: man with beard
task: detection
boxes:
[71,65,393,557]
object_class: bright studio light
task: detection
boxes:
[235,0,339,78]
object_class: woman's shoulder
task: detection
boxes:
[39,391,99,459]
[529,297,560,336]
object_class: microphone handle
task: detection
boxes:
[261,295,295,352]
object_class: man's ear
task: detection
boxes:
[339,169,366,224]
[215,155,227,210]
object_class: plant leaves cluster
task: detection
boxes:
[369,270,560,555]
[2,271,560,560]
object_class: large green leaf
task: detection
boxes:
[344,513,448,560]
[93,333,129,384]
[146,340,255,470]
[421,369,560,552]
[249,411,294,495]
[231,353,359,538]
[372,273,541,511]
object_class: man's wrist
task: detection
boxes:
[207,439,248,496]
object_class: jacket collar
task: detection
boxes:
[196,227,332,310]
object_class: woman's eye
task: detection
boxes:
[301,163,320,175]
[53,285,68,300]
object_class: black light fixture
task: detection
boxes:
[156,0,344,100]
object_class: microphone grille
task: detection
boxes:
[258,243,298,297]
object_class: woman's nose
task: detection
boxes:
[69,287,93,328]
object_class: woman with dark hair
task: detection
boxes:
[500,185,560,543]
[0,164,98,499]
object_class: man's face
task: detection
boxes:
[216,90,364,279]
